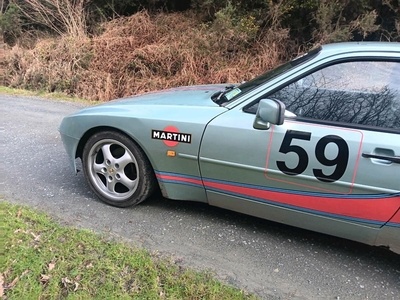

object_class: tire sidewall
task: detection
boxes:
[82,130,155,207]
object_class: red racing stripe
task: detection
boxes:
[389,209,400,224]
[203,180,399,223]
[156,173,203,186]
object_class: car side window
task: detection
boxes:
[246,61,400,130]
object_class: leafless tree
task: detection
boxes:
[13,0,91,37]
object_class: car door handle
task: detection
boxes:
[361,153,400,164]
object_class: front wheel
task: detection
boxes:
[82,131,156,207]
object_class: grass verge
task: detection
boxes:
[0,86,93,104]
[1,202,257,299]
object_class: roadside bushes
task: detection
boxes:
[80,10,291,100]
[1,1,399,101]
[6,37,92,94]
[5,10,292,100]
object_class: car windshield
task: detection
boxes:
[218,46,322,105]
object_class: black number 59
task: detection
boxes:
[276,130,349,182]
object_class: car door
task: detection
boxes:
[199,59,400,244]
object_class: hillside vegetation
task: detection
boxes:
[1,0,399,101]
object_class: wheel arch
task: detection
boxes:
[76,126,156,172]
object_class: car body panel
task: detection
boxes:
[375,207,400,253]
[59,42,400,253]
[199,106,399,248]
[60,85,229,202]
[206,189,381,246]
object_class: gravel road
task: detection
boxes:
[2,94,399,299]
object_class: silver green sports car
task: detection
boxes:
[59,42,400,254]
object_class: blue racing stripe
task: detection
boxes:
[155,170,399,199]
[206,186,386,226]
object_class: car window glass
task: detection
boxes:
[248,61,400,130]
[220,47,322,104]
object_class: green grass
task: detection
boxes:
[0,86,94,104]
[1,202,257,299]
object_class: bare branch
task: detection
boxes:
[14,0,91,37]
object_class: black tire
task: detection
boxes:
[82,130,156,207]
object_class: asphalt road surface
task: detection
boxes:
[2,94,399,299]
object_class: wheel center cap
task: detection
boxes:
[109,168,114,174]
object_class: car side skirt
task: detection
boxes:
[376,208,400,254]
[155,171,399,252]
[207,190,382,247]
[155,171,208,203]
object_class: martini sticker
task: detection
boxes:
[152,126,192,147]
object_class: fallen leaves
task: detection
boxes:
[48,263,55,271]
[1,269,30,295]
[13,228,41,242]
[85,262,93,269]
[61,277,72,285]
[0,273,4,298]
[9,276,19,287]
[40,274,51,285]
[39,262,57,286]
[30,231,41,242]
[61,277,79,292]
[13,228,42,250]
